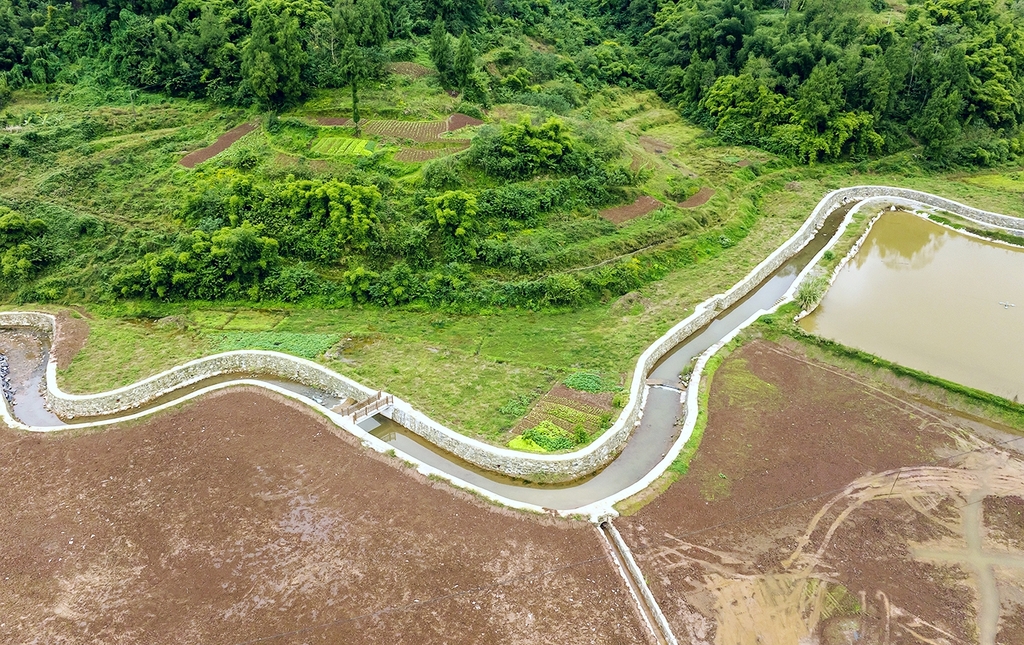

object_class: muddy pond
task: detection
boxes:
[801,211,1024,402]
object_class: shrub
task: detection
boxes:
[521,420,575,451]
[796,275,829,311]
[499,393,534,417]
[467,116,577,180]
[0,76,11,110]
[563,372,603,392]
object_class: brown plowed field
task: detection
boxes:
[600,196,663,224]
[446,113,484,131]
[179,122,258,168]
[316,117,352,127]
[618,339,1024,645]
[393,142,469,163]
[314,114,481,142]
[678,186,714,208]
[0,388,648,644]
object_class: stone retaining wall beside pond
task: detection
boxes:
[1,187,1019,484]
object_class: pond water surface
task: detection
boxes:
[801,212,1024,402]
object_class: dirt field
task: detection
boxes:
[179,122,258,168]
[678,186,714,208]
[600,196,664,224]
[618,339,1024,645]
[639,136,673,154]
[393,142,469,163]
[0,389,648,644]
[446,113,484,131]
[313,115,480,143]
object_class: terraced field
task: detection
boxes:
[393,142,469,162]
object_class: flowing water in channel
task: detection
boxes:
[801,212,1024,403]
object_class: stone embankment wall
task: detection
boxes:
[1,187,1020,485]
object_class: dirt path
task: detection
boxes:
[0,388,648,644]
[618,339,1024,645]
[179,122,258,168]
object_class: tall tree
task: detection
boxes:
[429,16,453,87]
[424,0,485,33]
[357,0,388,48]
[452,31,475,91]
[339,34,366,133]
[241,2,307,107]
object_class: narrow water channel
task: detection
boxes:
[360,204,850,509]
[1,204,849,510]
[801,212,1024,402]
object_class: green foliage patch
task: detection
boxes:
[209,331,341,359]
[563,372,619,393]
[310,137,375,156]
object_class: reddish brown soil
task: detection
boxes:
[389,62,432,78]
[0,389,647,644]
[639,136,673,154]
[446,113,484,131]
[51,310,90,370]
[179,122,258,168]
[677,186,714,208]
[316,117,352,127]
[600,196,663,224]
[393,142,469,163]
[618,340,1024,645]
[735,159,752,167]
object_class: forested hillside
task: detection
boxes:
[635,0,1024,164]
[1,0,1023,310]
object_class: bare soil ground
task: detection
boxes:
[639,136,673,154]
[52,311,89,370]
[678,186,715,209]
[618,339,1024,645]
[600,196,664,225]
[313,115,480,143]
[179,122,258,168]
[0,389,648,644]
[393,142,469,163]
[446,113,484,131]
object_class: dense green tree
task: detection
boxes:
[339,34,366,131]
[0,74,10,109]
[796,62,845,134]
[914,83,965,159]
[452,31,475,90]
[241,2,307,107]
[429,15,453,86]
[424,0,485,33]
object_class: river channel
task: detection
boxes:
[800,212,1024,403]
